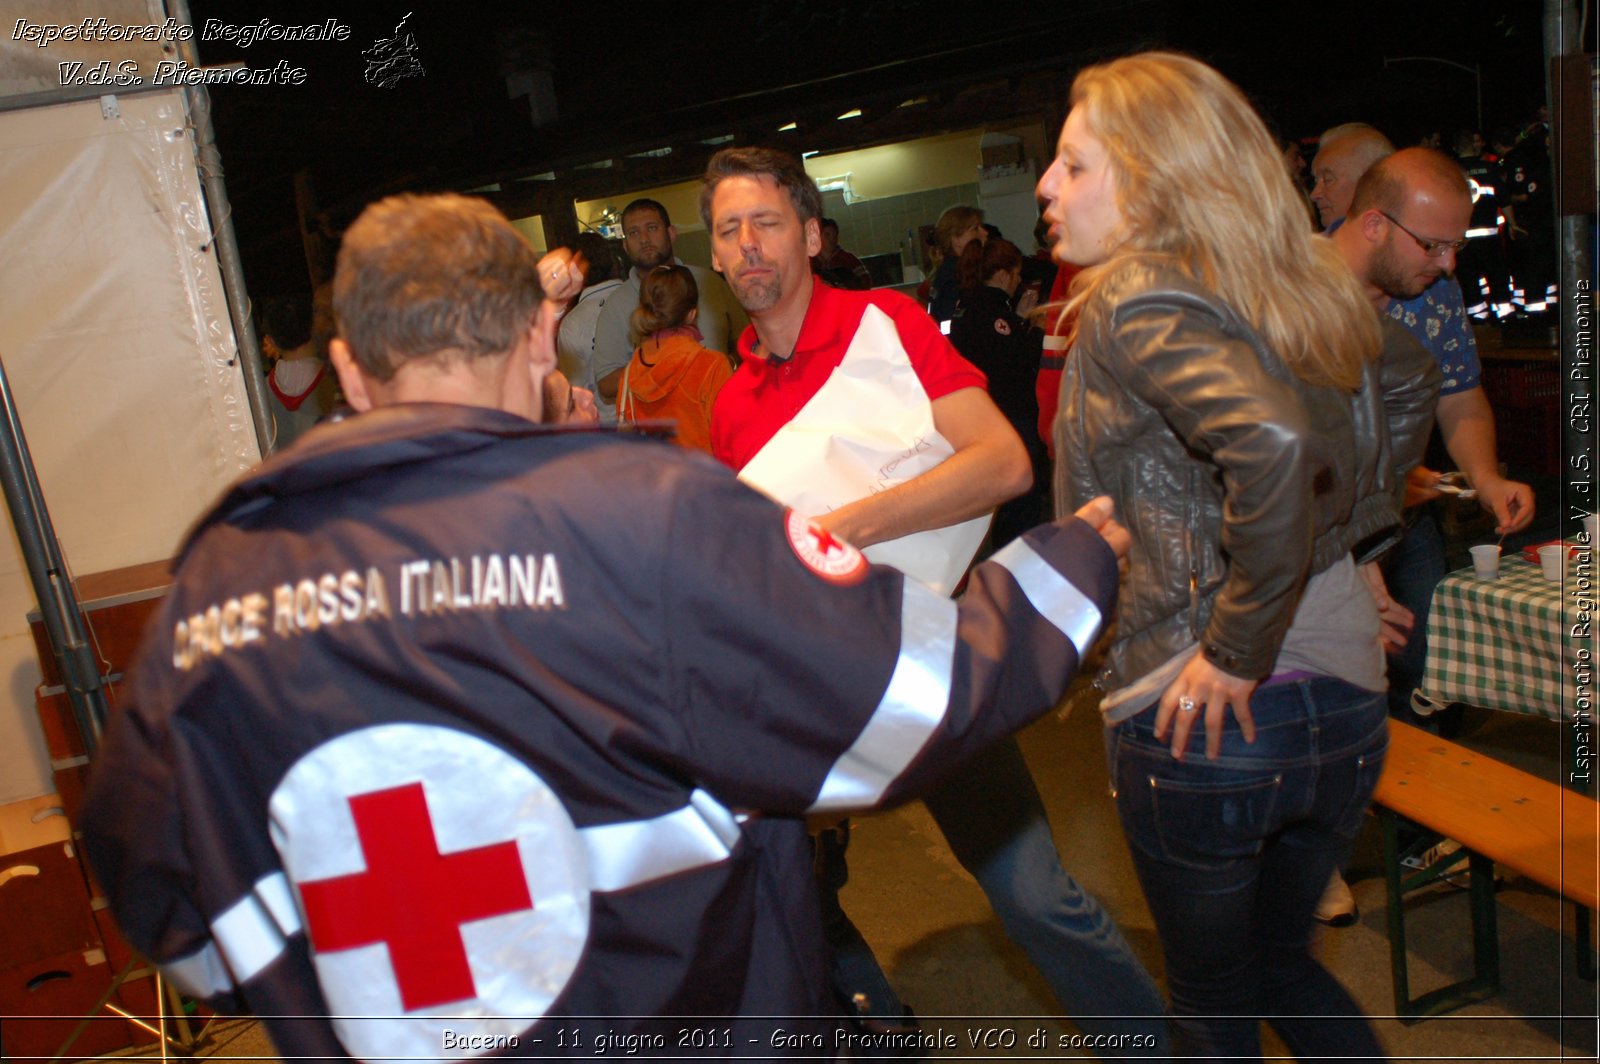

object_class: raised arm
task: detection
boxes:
[664,476,1126,814]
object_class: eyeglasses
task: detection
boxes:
[1379,211,1468,258]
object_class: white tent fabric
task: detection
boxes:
[0,89,258,801]
[0,0,171,107]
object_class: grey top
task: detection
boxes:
[557,278,626,421]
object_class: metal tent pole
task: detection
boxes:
[0,352,109,753]
[169,0,276,456]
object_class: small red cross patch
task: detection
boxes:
[993,318,1012,336]
[809,524,842,554]
[785,509,868,585]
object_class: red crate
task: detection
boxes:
[1480,359,1560,478]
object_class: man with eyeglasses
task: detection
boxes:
[591,198,747,420]
[1319,136,1532,534]
[1320,145,1535,922]
[1330,147,1534,540]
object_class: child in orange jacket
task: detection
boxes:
[618,265,733,454]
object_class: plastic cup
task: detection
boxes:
[1538,543,1564,581]
[1470,543,1500,580]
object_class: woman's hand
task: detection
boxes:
[1155,654,1258,761]
[1359,562,1414,653]
[537,249,585,304]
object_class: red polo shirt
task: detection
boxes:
[711,282,986,472]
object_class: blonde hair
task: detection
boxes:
[1058,52,1378,390]
[935,205,984,255]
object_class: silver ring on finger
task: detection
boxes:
[1177,695,1197,714]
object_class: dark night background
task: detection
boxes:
[181,0,1556,295]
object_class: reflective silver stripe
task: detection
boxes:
[256,869,303,937]
[1466,226,1499,238]
[579,789,741,892]
[160,940,232,999]
[210,873,297,985]
[989,536,1104,658]
[163,873,303,997]
[192,796,744,983]
[1042,333,1069,352]
[810,581,957,812]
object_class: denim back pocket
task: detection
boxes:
[1137,772,1284,872]
[1329,731,1390,841]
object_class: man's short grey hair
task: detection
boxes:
[334,193,542,382]
[1316,122,1396,179]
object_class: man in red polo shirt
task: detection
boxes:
[707,162,1028,555]
[703,147,1168,1051]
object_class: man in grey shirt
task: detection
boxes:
[556,232,625,421]
[591,198,747,416]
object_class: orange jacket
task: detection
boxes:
[618,332,733,454]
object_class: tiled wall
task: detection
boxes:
[822,182,981,270]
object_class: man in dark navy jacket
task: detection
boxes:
[81,192,1126,1061]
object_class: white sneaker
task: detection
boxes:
[1314,869,1358,927]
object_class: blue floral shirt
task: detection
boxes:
[1384,277,1480,396]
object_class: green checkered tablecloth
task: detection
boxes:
[1419,556,1575,721]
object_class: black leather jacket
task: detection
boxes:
[1054,264,1440,687]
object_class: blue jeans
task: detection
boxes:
[822,735,1170,1053]
[1112,678,1389,1061]
[1381,511,1447,724]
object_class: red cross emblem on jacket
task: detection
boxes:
[271,722,590,1060]
[297,781,534,1011]
[784,509,868,585]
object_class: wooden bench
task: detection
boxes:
[1372,719,1599,1019]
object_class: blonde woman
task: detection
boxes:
[926,204,986,322]
[1041,52,1437,1058]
